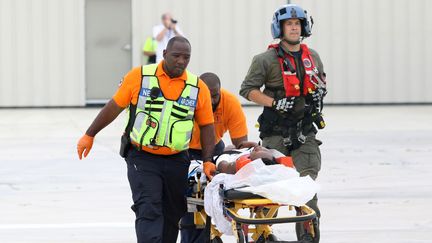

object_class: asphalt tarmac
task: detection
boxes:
[0,105,431,243]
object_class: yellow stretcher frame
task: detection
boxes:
[186,188,318,243]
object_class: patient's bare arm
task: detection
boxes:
[237,141,258,149]
[217,160,237,174]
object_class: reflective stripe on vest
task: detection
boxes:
[129,64,199,151]
[268,43,321,97]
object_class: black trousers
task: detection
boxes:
[126,149,190,243]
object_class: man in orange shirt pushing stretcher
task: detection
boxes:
[188,72,249,160]
[181,72,249,243]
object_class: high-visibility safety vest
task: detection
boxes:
[268,43,321,97]
[129,64,199,151]
[143,37,157,53]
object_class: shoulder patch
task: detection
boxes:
[303,58,312,68]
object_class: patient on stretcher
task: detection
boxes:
[215,144,294,174]
[200,142,320,235]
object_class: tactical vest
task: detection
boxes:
[268,43,321,97]
[258,44,325,152]
[128,64,199,151]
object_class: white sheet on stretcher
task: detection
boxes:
[203,159,320,235]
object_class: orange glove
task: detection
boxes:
[77,134,94,160]
[203,161,216,180]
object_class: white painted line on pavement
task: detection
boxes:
[0,222,133,229]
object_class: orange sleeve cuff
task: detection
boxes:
[112,67,142,107]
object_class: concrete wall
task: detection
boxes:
[294,0,432,103]
[0,0,85,107]
[1,0,431,106]
[131,0,287,105]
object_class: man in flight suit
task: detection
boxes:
[239,4,327,242]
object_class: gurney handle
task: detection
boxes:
[224,205,316,225]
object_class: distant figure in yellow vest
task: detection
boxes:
[142,37,157,64]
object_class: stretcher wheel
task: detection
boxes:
[311,218,320,243]
[295,208,320,243]
[235,224,246,243]
[210,236,223,243]
[295,221,319,243]
[236,230,245,243]
[267,234,278,241]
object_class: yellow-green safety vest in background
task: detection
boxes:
[129,64,199,151]
[143,37,157,53]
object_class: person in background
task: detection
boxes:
[153,12,184,63]
[142,36,157,64]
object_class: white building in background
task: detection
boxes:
[0,0,431,107]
